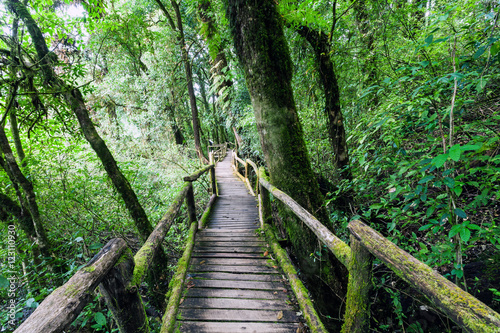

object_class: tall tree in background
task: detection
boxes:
[4,0,174,274]
[225,0,347,315]
[295,24,351,176]
[154,0,208,163]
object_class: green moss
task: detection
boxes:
[82,266,95,273]
[63,284,81,298]
[161,222,197,333]
[130,241,155,289]
[263,224,328,333]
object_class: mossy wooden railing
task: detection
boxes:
[231,150,500,333]
[208,142,227,163]
[14,151,223,333]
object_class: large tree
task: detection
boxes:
[225,0,347,317]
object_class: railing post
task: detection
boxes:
[244,160,248,180]
[341,234,372,333]
[186,181,196,225]
[209,153,217,196]
[99,248,149,333]
[258,167,272,228]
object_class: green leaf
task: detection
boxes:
[26,298,36,308]
[0,275,8,288]
[419,224,433,231]
[89,243,103,250]
[474,46,487,59]
[432,153,448,168]
[94,312,107,326]
[476,78,488,93]
[453,186,463,197]
[449,224,461,238]
[418,175,435,184]
[449,144,461,162]
[443,177,455,188]
[426,206,435,218]
[460,228,471,242]
[491,41,500,56]
[467,224,481,230]
[425,34,434,45]
[454,208,467,219]
[419,60,430,67]
[460,144,481,152]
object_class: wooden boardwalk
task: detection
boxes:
[176,152,302,332]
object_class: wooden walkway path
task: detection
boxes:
[176,152,303,332]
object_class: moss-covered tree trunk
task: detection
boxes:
[7,0,156,243]
[226,0,347,323]
[295,25,351,177]
[0,126,51,254]
[8,0,170,308]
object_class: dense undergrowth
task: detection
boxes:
[0,127,208,331]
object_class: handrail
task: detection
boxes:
[15,162,219,333]
[231,150,500,333]
[259,175,351,267]
[14,239,128,333]
[208,143,227,163]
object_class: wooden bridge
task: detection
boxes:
[14,145,500,333]
[175,154,302,332]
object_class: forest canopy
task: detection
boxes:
[1,0,499,332]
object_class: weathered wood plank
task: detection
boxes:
[177,309,298,322]
[191,252,264,259]
[184,279,284,290]
[189,272,282,281]
[185,288,288,299]
[196,237,261,242]
[191,258,270,266]
[196,241,264,247]
[189,265,278,274]
[180,297,293,310]
[193,246,265,253]
[176,321,300,333]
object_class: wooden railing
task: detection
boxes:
[231,150,500,333]
[208,142,227,163]
[14,150,225,333]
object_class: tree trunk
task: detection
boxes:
[9,112,26,167]
[226,0,347,323]
[295,25,351,176]
[0,126,51,254]
[172,0,207,163]
[7,0,171,309]
[8,0,155,243]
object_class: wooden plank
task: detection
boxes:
[189,265,278,274]
[177,309,298,322]
[185,288,288,300]
[206,226,259,229]
[177,321,300,333]
[189,272,282,281]
[193,247,265,253]
[197,235,260,240]
[196,241,265,247]
[185,279,285,290]
[180,297,293,310]
[191,252,264,259]
[202,229,257,232]
[191,258,270,266]
[198,231,258,236]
